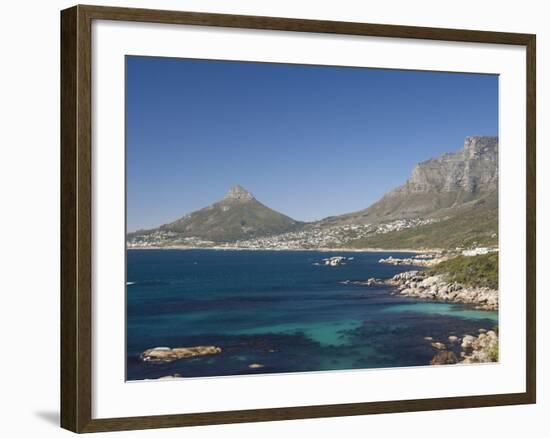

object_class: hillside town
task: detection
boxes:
[127,217,441,250]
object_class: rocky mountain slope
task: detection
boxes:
[321,136,498,226]
[342,136,498,249]
[128,136,498,250]
[131,185,302,243]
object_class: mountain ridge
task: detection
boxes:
[318,136,498,227]
[128,135,498,249]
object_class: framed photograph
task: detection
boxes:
[60,5,536,433]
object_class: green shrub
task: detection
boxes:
[488,342,499,362]
[427,252,498,290]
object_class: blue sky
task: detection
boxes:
[126,56,498,231]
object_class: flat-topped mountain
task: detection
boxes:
[144,185,302,242]
[128,136,498,249]
[396,135,497,195]
[321,136,498,226]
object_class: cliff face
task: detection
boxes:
[323,136,498,225]
[399,136,498,195]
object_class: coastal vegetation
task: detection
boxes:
[427,252,498,290]
[488,341,499,362]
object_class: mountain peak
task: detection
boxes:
[224,185,255,201]
[463,136,498,159]
[151,184,299,242]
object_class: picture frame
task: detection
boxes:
[60,4,536,433]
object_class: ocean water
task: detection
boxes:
[126,249,498,380]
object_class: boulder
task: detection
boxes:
[460,331,499,363]
[461,335,476,349]
[248,363,265,369]
[157,373,182,380]
[430,351,458,365]
[141,345,222,363]
[431,342,446,350]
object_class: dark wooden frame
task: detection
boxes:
[61,4,536,433]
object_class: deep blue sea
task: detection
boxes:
[126,249,498,380]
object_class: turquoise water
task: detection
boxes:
[126,249,497,380]
[382,302,499,322]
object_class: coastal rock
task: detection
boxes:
[341,278,383,287]
[431,342,446,350]
[430,351,458,365]
[379,254,448,267]
[386,271,421,286]
[141,345,222,363]
[386,271,498,310]
[461,331,498,363]
[248,363,265,369]
[461,335,476,349]
[430,330,499,366]
[157,374,182,380]
[321,256,347,266]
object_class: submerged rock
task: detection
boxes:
[141,345,222,363]
[341,278,382,287]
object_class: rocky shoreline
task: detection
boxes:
[385,270,498,311]
[383,267,499,365]
[428,329,499,365]
[378,254,448,267]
